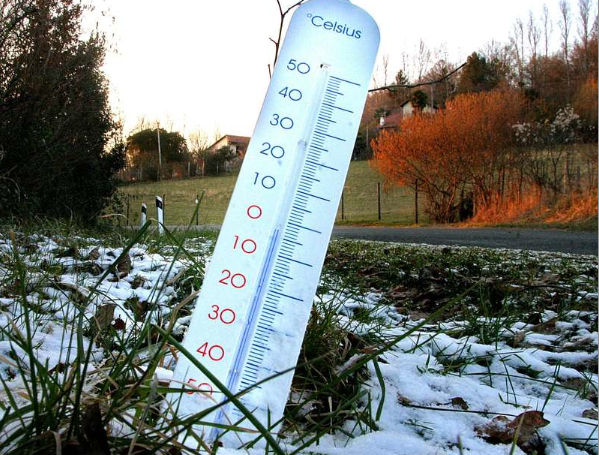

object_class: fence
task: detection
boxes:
[112,183,426,228]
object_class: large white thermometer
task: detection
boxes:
[172,0,379,447]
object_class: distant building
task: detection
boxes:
[399,99,436,116]
[378,100,437,130]
[207,134,251,157]
[379,111,403,130]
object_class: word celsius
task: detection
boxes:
[307,13,362,39]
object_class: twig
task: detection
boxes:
[269,0,306,77]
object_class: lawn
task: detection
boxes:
[117,161,428,226]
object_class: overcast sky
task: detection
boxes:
[90,0,586,140]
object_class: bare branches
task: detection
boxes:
[268,0,305,78]
[368,62,467,94]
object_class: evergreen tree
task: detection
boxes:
[457,52,505,93]
[0,0,124,222]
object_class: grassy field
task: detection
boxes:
[117,161,428,226]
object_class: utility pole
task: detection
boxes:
[157,123,162,181]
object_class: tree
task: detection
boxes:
[201,146,236,175]
[125,128,189,180]
[371,90,526,222]
[422,59,458,108]
[387,69,411,106]
[573,77,598,140]
[351,131,370,160]
[559,0,572,91]
[457,52,505,94]
[577,0,593,73]
[0,0,124,222]
[410,90,429,110]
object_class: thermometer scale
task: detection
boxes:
[172,0,379,447]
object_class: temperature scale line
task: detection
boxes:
[231,74,348,402]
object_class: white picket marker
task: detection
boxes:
[171,0,379,447]
[156,196,164,235]
[140,203,147,228]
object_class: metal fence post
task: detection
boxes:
[414,179,419,224]
[377,182,381,221]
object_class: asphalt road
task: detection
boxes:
[331,226,598,255]
[161,224,597,255]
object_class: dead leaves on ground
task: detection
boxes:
[476,410,550,454]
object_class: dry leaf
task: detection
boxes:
[476,411,550,454]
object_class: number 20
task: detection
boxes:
[219,269,246,288]
[260,142,285,159]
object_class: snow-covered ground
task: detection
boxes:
[0,232,596,454]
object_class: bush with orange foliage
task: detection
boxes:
[573,77,598,141]
[371,89,526,222]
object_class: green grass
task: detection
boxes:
[117,161,428,226]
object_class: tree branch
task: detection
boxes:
[269,0,306,77]
[368,61,467,93]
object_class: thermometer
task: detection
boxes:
[171,0,379,446]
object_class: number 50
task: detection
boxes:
[287,59,310,74]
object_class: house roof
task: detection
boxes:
[400,99,437,110]
[379,111,403,129]
[223,135,250,144]
[207,134,251,151]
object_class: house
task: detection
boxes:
[378,111,404,130]
[378,100,437,130]
[207,134,251,157]
[399,99,436,116]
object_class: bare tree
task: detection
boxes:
[542,4,552,58]
[372,54,389,89]
[578,0,592,73]
[559,0,572,78]
[510,18,526,86]
[527,11,541,87]
[415,39,432,82]
[382,54,390,86]
[189,129,210,155]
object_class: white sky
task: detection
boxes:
[90,0,583,141]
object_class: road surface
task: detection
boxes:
[331,226,598,255]
[160,225,597,255]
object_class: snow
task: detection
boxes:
[0,233,596,454]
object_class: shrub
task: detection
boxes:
[0,0,124,223]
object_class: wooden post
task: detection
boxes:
[377,182,381,221]
[341,191,345,220]
[414,179,419,224]
[126,195,130,226]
